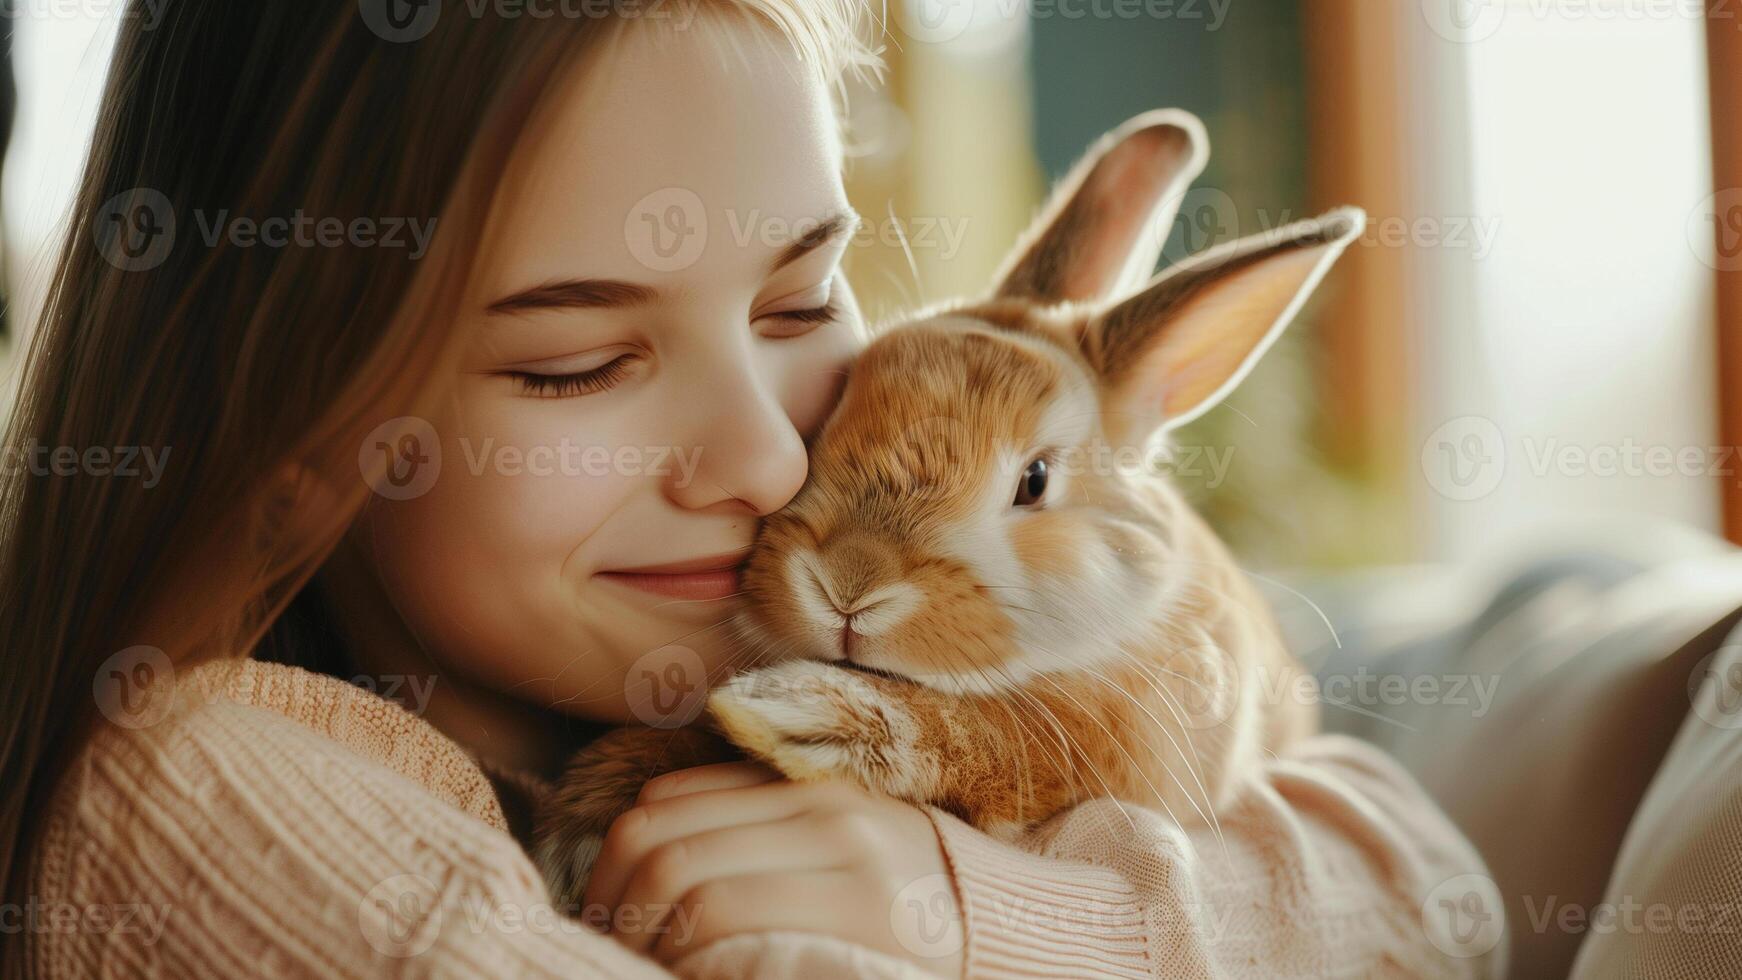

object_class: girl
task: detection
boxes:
[0,1,1501,977]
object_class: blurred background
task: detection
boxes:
[835,0,1735,572]
[2,0,1738,573]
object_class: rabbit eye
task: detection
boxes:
[1014,456,1049,508]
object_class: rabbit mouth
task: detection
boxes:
[831,658,916,686]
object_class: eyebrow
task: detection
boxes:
[484,208,860,317]
[770,208,859,274]
[486,278,655,316]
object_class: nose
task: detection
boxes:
[665,347,809,517]
[813,532,901,611]
[812,574,891,661]
[803,532,910,657]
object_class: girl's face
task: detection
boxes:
[350,23,861,725]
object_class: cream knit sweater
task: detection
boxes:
[27,658,1502,978]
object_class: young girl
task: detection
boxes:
[0,2,1501,977]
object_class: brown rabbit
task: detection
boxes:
[533,108,1362,908]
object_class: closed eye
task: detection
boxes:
[504,353,638,398]
[758,298,841,339]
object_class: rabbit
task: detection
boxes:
[532,107,1363,910]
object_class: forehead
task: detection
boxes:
[480,20,845,294]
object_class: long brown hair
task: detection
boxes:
[0,2,871,973]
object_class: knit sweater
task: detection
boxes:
[27,657,1502,978]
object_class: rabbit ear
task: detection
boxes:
[991,109,1209,305]
[1085,207,1365,440]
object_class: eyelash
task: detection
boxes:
[510,355,635,398]
[507,301,840,398]
[776,299,840,325]
[758,299,841,338]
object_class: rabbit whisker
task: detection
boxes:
[1021,672,1147,835]
[642,591,748,613]
[1029,649,1225,853]
[1003,677,1108,830]
[1077,653,1229,859]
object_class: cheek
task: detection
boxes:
[385,402,633,567]
[356,397,641,654]
[1010,515,1084,581]
[886,564,1016,672]
[775,328,858,438]
[371,453,625,576]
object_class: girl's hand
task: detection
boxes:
[582,761,965,978]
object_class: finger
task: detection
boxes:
[635,761,779,805]
[647,871,855,964]
[584,780,841,913]
[613,819,853,955]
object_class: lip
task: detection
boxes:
[598,549,751,601]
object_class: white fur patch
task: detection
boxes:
[787,550,924,639]
[849,581,924,635]
[789,550,839,621]
[710,661,937,797]
[915,333,1142,694]
[784,550,847,657]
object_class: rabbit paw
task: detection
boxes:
[709,661,936,798]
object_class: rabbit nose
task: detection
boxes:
[814,531,901,613]
[799,541,923,662]
[806,563,895,620]
[807,578,889,663]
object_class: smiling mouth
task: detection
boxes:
[597,549,751,602]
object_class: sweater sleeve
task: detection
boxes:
[31,698,677,979]
[926,735,1506,980]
